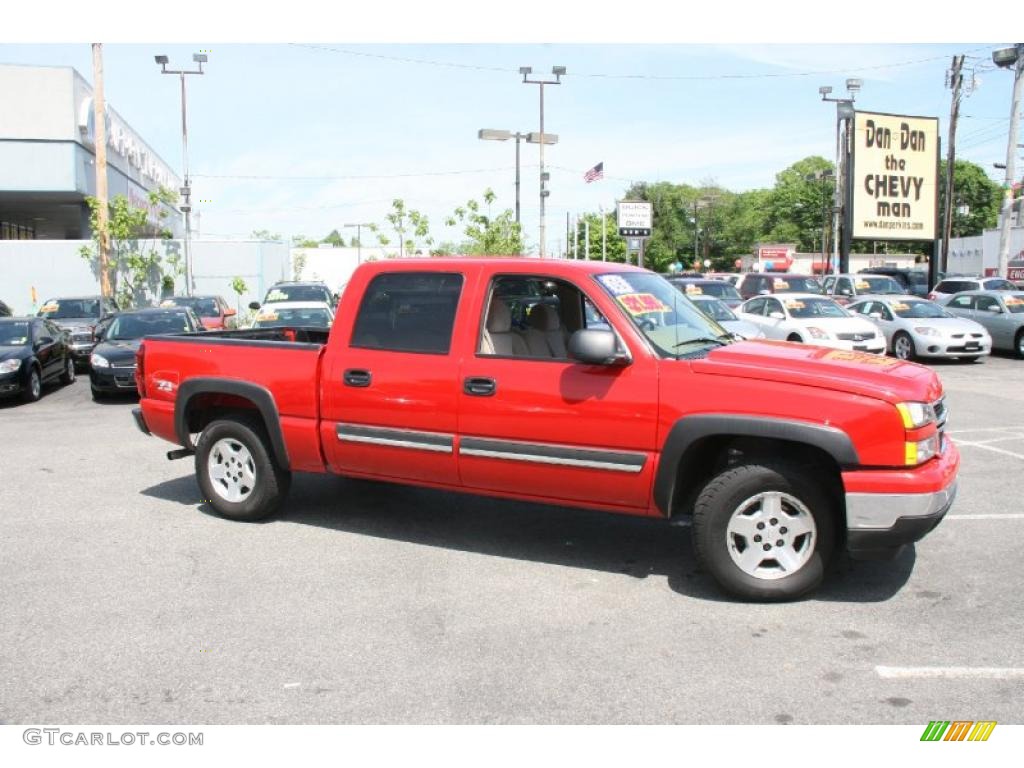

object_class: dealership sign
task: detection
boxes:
[617,201,652,237]
[851,111,938,241]
[78,98,177,191]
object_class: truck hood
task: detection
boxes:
[689,340,942,404]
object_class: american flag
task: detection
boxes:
[583,162,604,183]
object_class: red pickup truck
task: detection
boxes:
[132,259,959,600]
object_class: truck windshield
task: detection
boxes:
[38,298,99,319]
[595,272,731,358]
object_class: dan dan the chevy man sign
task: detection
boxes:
[851,111,939,241]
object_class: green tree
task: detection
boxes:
[230,276,247,311]
[444,188,524,255]
[765,156,835,253]
[380,199,431,257]
[251,229,282,241]
[321,229,344,247]
[940,159,1002,238]
[291,234,319,248]
[571,210,626,263]
[79,187,181,307]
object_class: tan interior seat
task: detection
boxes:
[524,303,568,358]
[480,298,528,356]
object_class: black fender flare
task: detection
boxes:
[174,378,290,469]
[654,414,860,514]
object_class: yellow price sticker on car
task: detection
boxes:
[257,312,279,321]
[784,300,805,309]
[890,302,909,311]
[617,293,671,316]
[685,285,703,294]
[266,290,287,301]
[160,299,177,307]
[40,303,59,312]
[773,280,790,289]
[1005,297,1024,306]
[855,281,871,290]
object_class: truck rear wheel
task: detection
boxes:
[195,415,291,522]
[692,461,836,601]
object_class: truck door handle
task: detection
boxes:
[344,369,372,387]
[463,377,496,397]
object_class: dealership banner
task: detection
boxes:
[851,111,939,241]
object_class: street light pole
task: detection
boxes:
[478,129,557,231]
[521,66,566,258]
[156,53,207,297]
[820,79,861,275]
[344,223,372,265]
[993,44,1024,279]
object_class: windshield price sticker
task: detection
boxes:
[266,290,288,301]
[856,281,871,290]
[257,312,279,321]
[784,300,805,309]
[685,285,703,294]
[617,293,670,316]
[1005,297,1024,306]
[824,350,899,367]
[160,299,177,307]
[40,303,59,312]
[773,280,790,289]
[598,275,635,296]
[891,302,909,311]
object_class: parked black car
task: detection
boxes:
[37,295,120,370]
[0,317,77,402]
[857,267,931,297]
[89,307,201,400]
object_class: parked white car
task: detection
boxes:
[848,295,991,361]
[250,301,335,329]
[687,295,765,340]
[737,293,885,353]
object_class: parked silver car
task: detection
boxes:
[942,291,1024,357]
[926,276,1016,303]
[848,295,991,361]
[686,295,765,340]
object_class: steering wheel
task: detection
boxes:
[637,316,657,331]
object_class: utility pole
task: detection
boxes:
[941,55,965,274]
[91,44,111,299]
[600,205,607,261]
[565,212,570,260]
[993,45,1024,279]
[520,66,566,258]
[584,217,590,260]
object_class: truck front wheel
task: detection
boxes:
[195,415,291,522]
[692,461,836,601]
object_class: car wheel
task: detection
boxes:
[60,356,76,385]
[787,333,802,343]
[892,331,916,361]
[1016,330,1024,359]
[23,366,42,403]
[692,461,836,601]
[195,415,291,522]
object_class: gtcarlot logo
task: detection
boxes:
[920,720,996,742]
[23,728,203,746]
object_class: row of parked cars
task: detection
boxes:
[0,281,339,404]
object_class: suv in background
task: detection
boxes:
[160,295,237,330]
[928,276,1016,303]
[251,281,337,310]
[735,273,822,300]
[822,274,905,304]
[36,295,119,369]
[858,267,931,297]
[666,277,744,309]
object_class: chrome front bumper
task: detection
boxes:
[846,480,959,531]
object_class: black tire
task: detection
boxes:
[960,356,982,363]
[91,386,107,401]
[692,461,837,601]
[787,333,803,343]
[195,415,291,522]
[892,331,916,361]
[1016,330,1024,360]
[22,366,42,403]
[60,356,76,385]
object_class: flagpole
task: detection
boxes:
[600,205,607,261]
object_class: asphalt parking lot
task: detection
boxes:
[1,353,1023,725]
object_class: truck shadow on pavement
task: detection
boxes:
[141,473,916,604]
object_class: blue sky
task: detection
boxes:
[1,41,1018,253]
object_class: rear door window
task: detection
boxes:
[351,272,464,354]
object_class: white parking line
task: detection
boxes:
[946,514,1024,520]
[966,436,1024,445]
[948,427,1024,434]
[954,441,1024,460]
[876,666,1024,680]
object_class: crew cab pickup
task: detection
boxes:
[133,259,959,601]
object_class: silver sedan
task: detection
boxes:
[847,295,992,361]
[942,290,1024,357]
[687,295,765,340]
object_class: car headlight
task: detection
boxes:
[90,353,111,368]
[807,326,830,339]
[905,434,939,465]
[0,359,21,374]
[914,326,941,336]
[896,401,935,429]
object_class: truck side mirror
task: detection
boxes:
[568,329,624,366]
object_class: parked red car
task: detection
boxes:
[160,295,237,331]
[133,259,958,601]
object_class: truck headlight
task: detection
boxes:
[0,359,20,374]
[90,353,111,368]
[905,434,939,465]
[896,401,935,429]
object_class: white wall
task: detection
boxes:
[291,246,403,293]
[0,65,73,140]
[0,239,289,315]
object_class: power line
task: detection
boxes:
[192,166,520,181]
[292,43,986,82]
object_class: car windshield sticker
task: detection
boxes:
[9,336,28,345]
[160,299,177,307]
[40,302,59,312]
[1005,297,1024,306]
[784,300,805,309]
[617,293,671,316]
[597,275,634,296]
[685,284,703,294]
[891,302,909,311]
[266,289,288,301]
[773,280,790,289]
[856,281,871,290]
[823,350,899,367]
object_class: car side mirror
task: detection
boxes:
[769,311,785,320]
[248,301,261,311]
[35,337,53,349]
[224,307,237,317]
[869,312,883,319]
[757,289,770,296]
[568,329,625,366]
[987,306,1003,313]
